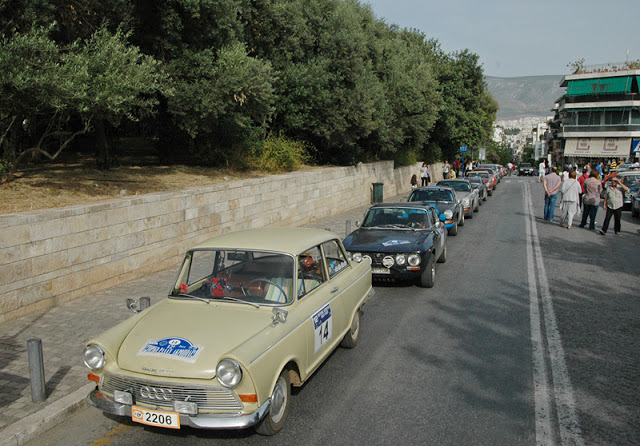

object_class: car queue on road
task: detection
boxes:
[343,164,505,289]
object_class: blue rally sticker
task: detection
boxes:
[382,240,411,247]
[139,337,202,363]
[313,304,332,329]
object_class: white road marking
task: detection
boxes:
[524,182,584,446]
[524,182,553,445]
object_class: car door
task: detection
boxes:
[428,207,445,254]
[294,244,346,377]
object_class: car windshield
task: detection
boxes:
[362,207,430,229]
[466,172,488,178]
[409,189,454,202]
[170,249,295,305]
[621,174,640,186]
[438,181,471,192]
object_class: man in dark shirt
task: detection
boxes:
[543,166,561,221]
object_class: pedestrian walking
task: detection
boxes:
[443,161,451,179]
[577,168,589,210]
[453,159,461,177]
[420,163,431,186]
[543,166,561,221]
[559,171,581,229]
[579,170,602,230]
[538,160,546,182]
[599,176,629,235]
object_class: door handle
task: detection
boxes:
[331,287,339,293]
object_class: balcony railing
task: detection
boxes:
[569,60,640,75]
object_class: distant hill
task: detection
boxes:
[485,75,565,120]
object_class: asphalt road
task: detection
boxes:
[26,176,640,446]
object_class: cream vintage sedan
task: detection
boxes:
[83,228,373,435]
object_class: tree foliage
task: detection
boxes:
[1,0,498,177]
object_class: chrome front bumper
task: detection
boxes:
[87,387,271,430]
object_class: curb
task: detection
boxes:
[0,383,95,446]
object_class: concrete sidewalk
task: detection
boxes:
[0,194,404,446]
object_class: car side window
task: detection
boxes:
[321,240,349,278]
[428,208,437,226]
[298,246,326,298]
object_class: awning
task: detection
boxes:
[566,76,633,96]
[564,137,632,158]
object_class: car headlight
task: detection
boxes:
[443,210,453,219]
[216,359,243,388]
[462,198,470,207]
[362,254,372,264]
[395,254,406,266]
[382,256,395,268]
[83,345,106,371]
[408,254,421,266]
[351,252,363,262]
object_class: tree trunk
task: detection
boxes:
[95,118,112,169]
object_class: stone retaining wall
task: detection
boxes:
[0,161,429,323]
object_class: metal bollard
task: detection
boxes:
[345,220,351,236]
[27,338,46,402]
[139,296,151,311]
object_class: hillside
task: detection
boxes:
[485,75,565,120]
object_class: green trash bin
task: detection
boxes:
[372,182,384,203]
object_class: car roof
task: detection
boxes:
[190,228,339,255]
[369,202,434,210]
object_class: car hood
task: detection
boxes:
[410,201,455,214]
[116,299,269,379]
[344,228,432,252]
[453,191,472,201]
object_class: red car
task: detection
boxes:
[466,170,496,195]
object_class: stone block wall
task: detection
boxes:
[0,161,423,323]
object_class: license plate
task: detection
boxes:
[132,405,180,429]
[371,267,391,275]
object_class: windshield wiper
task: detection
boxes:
[169,293,212,304]
[214,295,261,308]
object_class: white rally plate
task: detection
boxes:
[371,267,391,275]
[132,405,180,429]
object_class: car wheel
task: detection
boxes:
[255,370,291,435]
[437,244,447,263]
[488,188,493,196]
[459,212,465,226]
[341,310,361,348]
[448,219,458,236]
[419,257,435,288]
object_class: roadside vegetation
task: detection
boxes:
[0,0,499,191]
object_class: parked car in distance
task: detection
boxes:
[601,170,640,210]
[519,163,534,176]
[466,176,488,202]
[83,228,373,436]
[477,164,503,182]
[407,186,464,235]
[436,179,479,217]
[343,203,447,288]
[631,190,640,218]
[466,170,496,196]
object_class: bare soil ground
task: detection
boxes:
[0,153,299,215]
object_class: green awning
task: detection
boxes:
[566,76,633,96]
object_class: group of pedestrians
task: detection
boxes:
[542,162,629,234]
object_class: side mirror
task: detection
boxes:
[126,297,150,314]
[272,307,288,326]
[355,221,361,227]
[436,221,444,229]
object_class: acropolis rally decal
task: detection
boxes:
[382,240,411,247]
[139,337,202,363]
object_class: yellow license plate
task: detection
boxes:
[131,405,180,429]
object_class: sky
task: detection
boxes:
[363,0,640,78]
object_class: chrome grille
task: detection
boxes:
[101,374,243,411]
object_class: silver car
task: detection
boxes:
[436,179,479,218]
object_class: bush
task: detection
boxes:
[253,135,309,173]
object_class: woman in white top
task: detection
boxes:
[559,170,581,229]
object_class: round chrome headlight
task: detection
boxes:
[216,359,243,388]
[382,256,395,268]
[362,254,372,264]
[408,254,421,267]
[462,198,470,207]
[352,253,363,263]
[444,210,453,219]
[83,345,106,371]
[395,254,407,266]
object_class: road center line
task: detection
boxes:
[524,182,553,445]
[524,182,584,446]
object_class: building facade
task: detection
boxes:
[553,64,640,166]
